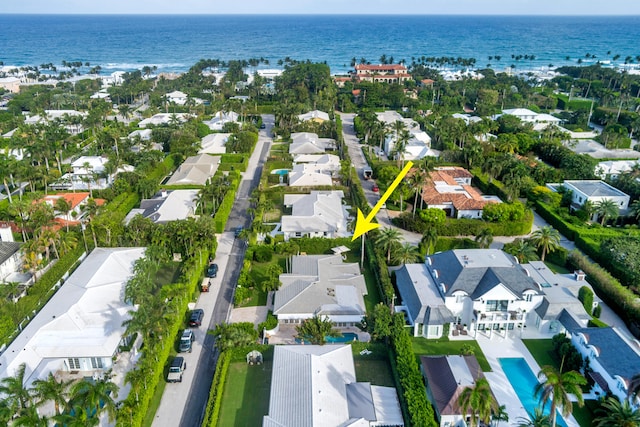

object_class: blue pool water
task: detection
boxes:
[499,358,568,427]
[271,169,290,176]
[326,332,359,343]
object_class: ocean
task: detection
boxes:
[1,14,640,75]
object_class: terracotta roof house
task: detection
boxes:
[42,192,105,227]
[354,64,411,83]
[420,355,494,427]
[421,167,501,219]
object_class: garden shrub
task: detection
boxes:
[578,286,594,314]
[258,312,278,334]
[588,318,608,328]
[253,245,274,262]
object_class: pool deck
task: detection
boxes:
[476,333,580,427]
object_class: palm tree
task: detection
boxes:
[595,198,620,226]
[516,407,551,427]
[0,363,33,414]
[506,239,538,263]
[68,376,119,423]
[53,196,72,232]
[474,228,494,249]
[375,227,402,262]
[295,315,341,345]
[11,405,48,426]
[32,372,72,416]
[492,404,509,427]
[534,364,586,427]
[421,226,438,255]
[530,226,561,262]
[594,396,640,427]
[630,200,640,222]
[392,242,421,266]
[457,377,498,427]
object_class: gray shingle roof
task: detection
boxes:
[0,242,21,266]
[565,180,629,198]
[395,264,452,326]
[574,327,640,382]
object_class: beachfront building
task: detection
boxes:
[0,247,145,389]
[125,189,199,224]
[0,77,21,93]
[547,180,630,218]
[165,154,220,186]
[289,132,336,154]
[395,249,543,338]
[297,110,330,123]
[263,344,404,427]
[571,327,640,406]
[281,191,351,241]
[273,255,367,325]
[353,64,411,84]
[421,355,494,427]
[421,167,501,219]
[204,111,240,131]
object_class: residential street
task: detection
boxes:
[152,115,274,427]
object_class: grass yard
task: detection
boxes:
[572,399,599,427]
[544,261,572,274]
[522,339,558,369]
[411,338,492,372]
[218,360,273,426]
[236,256,287,307]
[355,359,395,387]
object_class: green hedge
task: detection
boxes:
[202,350,231,427]
[392,211,532,237]
[148,153,178,183]
[434,237,480,253]
[568,251,640,331]
[102,192,140,221]
[213,171,241,232]
[587,318,608,328]
[534,201,578,240]
[472,168,510,201]
[556,94,593,111]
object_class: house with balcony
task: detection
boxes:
[354,64,411,84]
[273,254,367,326]
[0,247,145,388]
[571,327,640,406]
[395,249,543,338]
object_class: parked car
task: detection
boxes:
[205,263,218,278]
[189,309,204,327]
[234,226,244,238]
[372,183,379,192]
[260,123,266,129]
[179,329,194,353]
[167,357,186,382]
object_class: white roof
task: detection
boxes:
[293,154,341,168]
[165,154,220,186]
[71,156,108,172]
[289,133,335,154]
[288,164,333,187]
[298,110,330,122]
[596,160,640,178]
[166,90,187,98]
[138,113,190,128]
[281,191,350,236]
[129,189,198,223]
[0,247,145,386]
[264,345,355,427]
[199,133,230,154]
[128,129,153,140]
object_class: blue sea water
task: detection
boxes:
[1,14,640,74]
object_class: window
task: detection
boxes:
[455,294,465,303]
[525,293,533,302]
[294,232,302,237]
[508,323,515,330]
[91,358,104,369]
[486,300,508,312]
[68,358,80,370]
[478,323,485,331]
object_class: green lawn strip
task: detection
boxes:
[521,339,559,369]
[217,361,272,426]
[155,262,182,286]
[544,261,572,274]
[411,338,492,372]
[572,400,597,427]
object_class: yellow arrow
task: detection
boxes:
[352,161,414,241]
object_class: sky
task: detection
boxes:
[2,0,640,15]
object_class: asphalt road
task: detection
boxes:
[177,116,273,427]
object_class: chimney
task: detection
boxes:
[161,189,168,198]
[574,270,586,281]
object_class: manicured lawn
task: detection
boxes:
[545,261,572,274]
[218,360,272,426]
[573,399,598,427]
[522,339,558,369]
[236,256,287,307]
[156,262,182,286]
[411,338,492,372]
[355,359,395,387]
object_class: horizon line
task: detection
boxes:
[2,12,640,16]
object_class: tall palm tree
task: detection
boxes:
[421,226,438,255]
[375,227,402,262]
[516,407,551,427]
[11,405,48,426]
[534,364,586,427]
[630,199,640,222]
[0,363,33,414]
[32,372,72,416]
[594,396,640,427]
[295,315,341,345]
[392,242,421,266]
[69,376,119,423]
[53,196,72,232]
[506,239,538,263]
[457,377,498,427]
[530,226,561,262]
[474,228,494,249]
[492,404,509,427]
[595,198,620,226]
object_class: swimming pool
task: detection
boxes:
[326,332,359,343]
[271,168,290,176]
[499,358,567,427]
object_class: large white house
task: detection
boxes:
[289,132,336,155]
[547,180,630,218]
[273,255,367,325]
[165,154,220,186]
[264,344,404,427]
[494,108,561,130]
[297,110,330,123]
[0,247,145,388]
[204,111,240,131]
[125,189,199,224]
[0,226,22,284]
[281,191,351,240]
[199,133,230,154]
[138,113,190,128]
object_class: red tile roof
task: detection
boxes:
[355,64,407,71]
[420,167,494,212]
